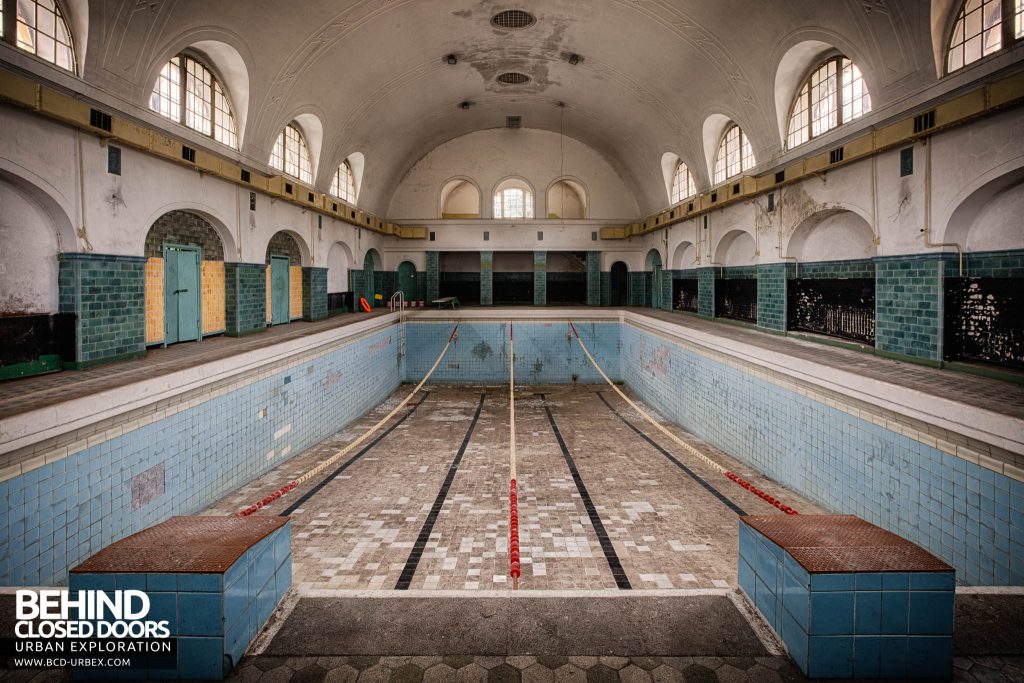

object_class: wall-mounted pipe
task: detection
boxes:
[922,137,964,277]
[775,186,798,277]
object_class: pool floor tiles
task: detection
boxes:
[203,385,824,592]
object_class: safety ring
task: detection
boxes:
[359,297,372,312]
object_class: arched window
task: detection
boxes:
[945,0,1021,73]
[5,0,76,72]
[787,56,872,149]
[150,54,238,148]
[713,125,755,185]
[493,179,534,219]
[330,160,357,204]
[270,123,313,184]
[670,161,697,204]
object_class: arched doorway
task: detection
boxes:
[363,249,381,308]
[145,210,226,345]
[265,231,303,326]
[397,261,417,301]
[646,249,663,309]
[609,261,629,306]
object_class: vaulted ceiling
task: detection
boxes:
[80,0,944,215]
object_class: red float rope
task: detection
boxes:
[237,322,460,517]
[569,321,799,516]
[510,479,521,585]
[508,322,521,588]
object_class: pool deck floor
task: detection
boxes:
[205,384,825,592]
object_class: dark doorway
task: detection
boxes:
[609,262,628,306]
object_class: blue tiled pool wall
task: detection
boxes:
[401,321,622,385]
[621,324,1023,586]
[0,327,400,587]
[737,522,954,678]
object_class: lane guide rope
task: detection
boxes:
[568,321,798,515]
[509,322,521,589]
[237,322,460,516]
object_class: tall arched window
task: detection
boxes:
[150,54,239,149]
[270,124,313,184]
[330,160,357,204]
[4,0,76,72]
[787,56,872,149]
[493,179,534,219]
[670,161,697,204]
[946,0,1022,73]
[713,125,755,185]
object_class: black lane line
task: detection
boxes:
[540,393,632,590]
[596,391,747,516]
[281,391,432,516]
[396,392,486,590]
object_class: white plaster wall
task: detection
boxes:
[0,179,59,313]
[965,181,1024,252]
[493,253,534,272]
[547,252,586,272]
[441,181,481,216]
[788,211,878,261]
[387,129,638,221]
[440,252,480,272]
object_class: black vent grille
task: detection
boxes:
[830,147,844,164]
[89,108,111,132]
[914,110,936,134]
[506,115,522,128]
[491,9,536,29]
[284,182,293,195]
[241,169,251,183]
[497,72,530,85]
[307,192,315,202]
[775,170,785,184]
[181,146,195,163]
[710,192,718,203]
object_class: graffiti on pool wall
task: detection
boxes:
[639,337,670,377]
[321,369,344,391]
[369,337,393,354]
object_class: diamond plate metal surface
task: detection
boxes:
[71,515,288,574]
[742,514,953,573]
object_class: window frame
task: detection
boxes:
[713,124,756,185]
[149,51,239,149]
[3,0,77,73]
[944,0,1022,75]
[786,53,872,150]
[669,161,697,205]
[270,123,313,185]
[330,159,357,204]
[492,182,535,219]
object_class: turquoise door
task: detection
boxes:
[271,256,290,325]
[164,245,200,344]
[397,261,416,300]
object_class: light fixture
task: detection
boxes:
[459,101,473,110]
[568,53,580,65]
[447,54,458,65]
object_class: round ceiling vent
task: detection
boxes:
[491,9,536,30]
[497,72,531,85]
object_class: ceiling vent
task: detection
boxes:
[491,9,536,29]
[497,72,530,85]
[506,116,522,129]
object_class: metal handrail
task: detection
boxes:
[390,291,406,359]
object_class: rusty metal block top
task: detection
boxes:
[742,514,953,574]
[71,515,288,574]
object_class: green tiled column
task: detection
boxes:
[628,272,646,306]
[660,269,673,311]
[757,264,791,332]
[697,267,716,318]
[586,252,601,306]
[225,262,267,336]
[302,267,328,321]
[425,252,439,302]
[875,255,949,362]
[376,271,396,307]
[480,251,493,306]
[348,270,364,307]
[58,253,147,367]
[600,272,611,306]
[533,251,547,306]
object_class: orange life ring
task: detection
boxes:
[359,297,372,313]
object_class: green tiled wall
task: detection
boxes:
[600,272,611,306]
[480,251,493,306]
[757,264,791,332]
[225,262,267,336]
[302,267,328,321]
[660,269,673,311]
[628,272,646,306]
[955,249,1024,278]
[587,252,601,306]
[534,251,546,306]
[875,255,949,361]
[425,252,439,302]
[792,259,875,280]
[58,253,146,366]
[697,268,716,317]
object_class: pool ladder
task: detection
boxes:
[390,291,406,360]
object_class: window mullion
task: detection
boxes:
[1004,0,1014,46]
[178,59,186,126]
[836,57,845,126]
[3,0,15,45]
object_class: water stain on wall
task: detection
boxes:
[472,341,493,359]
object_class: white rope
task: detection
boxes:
[570,323,726,474]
